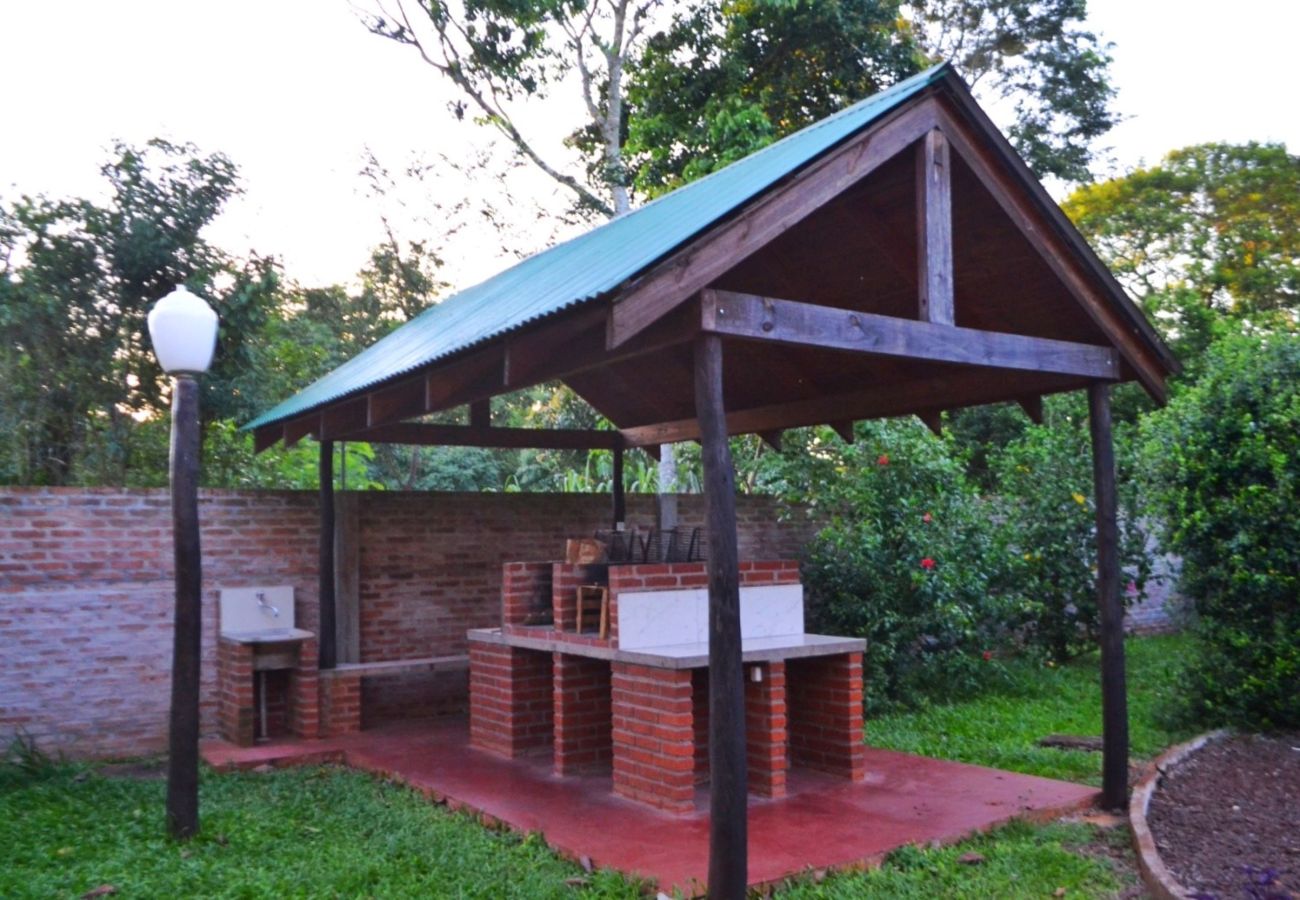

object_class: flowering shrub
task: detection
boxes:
[1142,333,1300,729]
[991,410,1151,662]
[759,421,1023,711]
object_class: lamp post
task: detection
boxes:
[147,286,218,840]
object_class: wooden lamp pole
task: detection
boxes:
[148,286,218,840]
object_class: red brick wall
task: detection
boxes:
[0,487,816,758]
[610,663,696,812]
[787,653,866,781]
[468,642,553,758]
[552,654,612,775]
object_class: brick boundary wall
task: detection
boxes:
[0,487,815,759]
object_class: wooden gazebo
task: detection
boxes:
[247,64,1176,896]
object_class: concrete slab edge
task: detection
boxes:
[1129,729,1231,900]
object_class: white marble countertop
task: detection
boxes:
[219,627,315,645]
[468,627,864,669]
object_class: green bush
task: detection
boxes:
[992,409,1151,663]
[1142,332,1300,729]
[760,421,1023,711]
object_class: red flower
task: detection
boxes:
[877,454,890,466]
[922,512,933,524]
[920,557,936,570]
[982,650,992,662]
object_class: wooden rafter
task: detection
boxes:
[331,423,621,451]
[932,100,1170,401]
[607,98,943,349]
[700,290,1119,380]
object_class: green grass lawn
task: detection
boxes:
[1,635,1187,898]
[869,633,1195,784]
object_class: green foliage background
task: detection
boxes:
[1141,334,1300,729]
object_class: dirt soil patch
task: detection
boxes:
[1147,733,1300,898]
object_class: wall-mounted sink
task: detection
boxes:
[219,586,302,642]
[220,626,315,645]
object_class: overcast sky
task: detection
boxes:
[2,1,1297,290]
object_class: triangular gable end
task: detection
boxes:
[606,69,1174,405]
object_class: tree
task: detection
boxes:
[0,140,263,485]
[906,0,1119,183]
[626,0,1119,195]
[1064,142,1300,362]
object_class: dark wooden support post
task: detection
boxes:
[916,129,954,325]
[165,374,202,839]
[612,439,626,532]
[1088,383,1128,809]
[694,333,747,898]
[318,440,337,671]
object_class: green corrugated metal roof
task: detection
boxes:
[246,64,951,431]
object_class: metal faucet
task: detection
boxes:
[256,591,280,618]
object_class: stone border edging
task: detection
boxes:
[1129,729,1231,900]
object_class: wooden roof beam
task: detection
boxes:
[1018,395,1044,425]
[621,372,1084,447]
[319,398,368,441]
[917,411,943,436]
[253,423,283,453]
[608,97,943,349]
[932,100,1170,402]
[830,421,856,443]
[283,414,319,449]
[759,430,783,451]
[701,290,1120,380]
[332,423,621,451]
[916,129,954,325]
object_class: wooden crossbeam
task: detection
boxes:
[701,290,1120,380]
[830,421,856,443]
[758,430,783,451]
[620,372,1084,447]
[333,423,622,451]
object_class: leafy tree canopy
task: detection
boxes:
[625,0,1118,195]
[1064,142,1300,362]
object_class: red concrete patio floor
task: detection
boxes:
[202,718,1097,895]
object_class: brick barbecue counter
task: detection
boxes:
[467,560,867,812]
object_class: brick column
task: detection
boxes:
[469,642,553,758]
[502,562,553,627]
[552,654,612,775]
[788,652,865,781]
[289,637,320,740]
[611,663,695,813]
[746,661,788,798]
[319,670,362,737]
[218,639,255,746]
